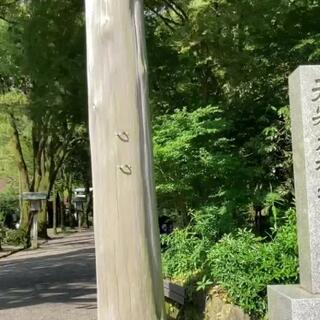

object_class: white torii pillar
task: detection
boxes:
[85,1,166,319]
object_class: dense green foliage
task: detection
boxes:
[0,191,19,221]
[162,210,299,317]
[207,216,298,317]
[0,0,319,318]
[0,0,89,237]
[148,0,320,318]
[4,228,27,247]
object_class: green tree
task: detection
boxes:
[0,0,89,239]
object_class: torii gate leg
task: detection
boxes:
[85,1,166,319]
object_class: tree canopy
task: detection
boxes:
[0,0,319,318]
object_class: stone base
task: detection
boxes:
[268,285,320,320]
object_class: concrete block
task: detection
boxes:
[268,285,320,320]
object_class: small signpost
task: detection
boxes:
[268,66,320,319]
[21,192,47,249]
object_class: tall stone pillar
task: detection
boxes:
[268,66,320,319]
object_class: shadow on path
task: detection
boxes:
[0,247,97,311]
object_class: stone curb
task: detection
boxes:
[0,239,50,260]
[0,247,25,259]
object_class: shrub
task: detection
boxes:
[161,205,236,279]
[0,212,5,249]
[4,229,27,247]
[206,213,298,318]
[191,206,236,242]
[0,191,19,228]
[162,227,209,280]
[153,106,236,227]
[161,210,298,319]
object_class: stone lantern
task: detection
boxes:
[21,192,47,249]
[72,188,86,231]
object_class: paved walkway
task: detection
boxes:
[0,231,97,320]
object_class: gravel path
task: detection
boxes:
[0,231,97,320]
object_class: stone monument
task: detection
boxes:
[268,65,320,319]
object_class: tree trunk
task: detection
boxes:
[8,113,31,231]
[53,189,57,235]
[60,196,65,232]
[85,191,93,228]
[37,172,50,239]
[85,1,166,319]
[20,201,30,231]
[84,180,92,228]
